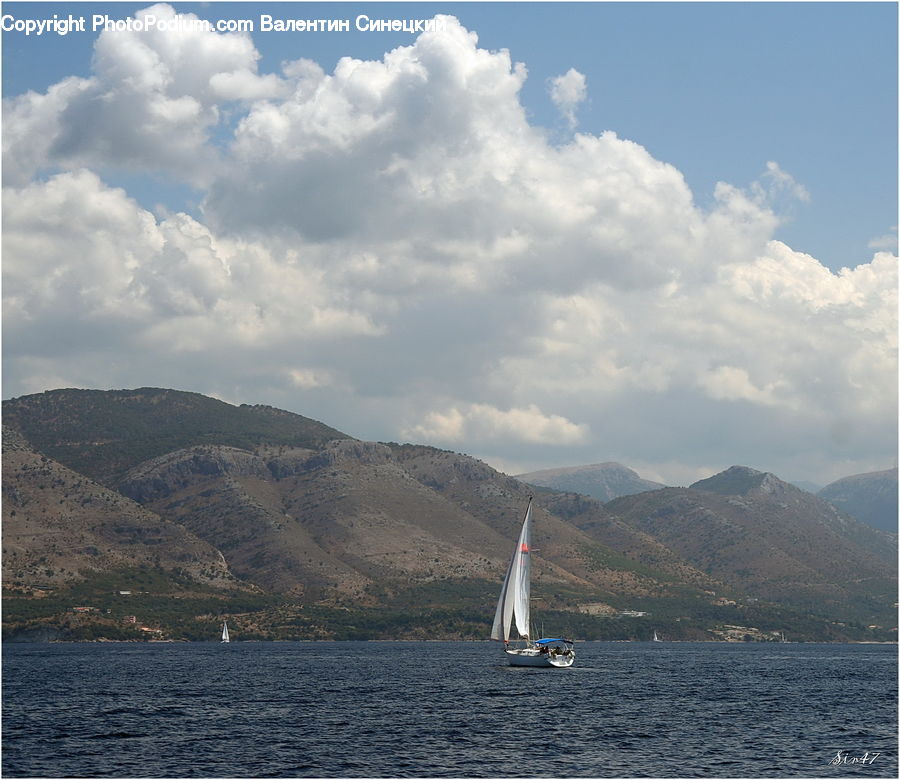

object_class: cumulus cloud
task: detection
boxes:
[403,403,589,447]
[2,8,896,485]
[549,68,587,128]
[2,170,383,360]
[2,3,284,186]
[206,32,706,297]
[699,366,790,408]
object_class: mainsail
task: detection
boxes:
[221,621,230,643]
[490,499,533,641]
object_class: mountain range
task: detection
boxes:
[518,460,898,537]
[3,388,896,642]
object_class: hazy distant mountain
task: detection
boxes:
[818,468,898,534]
[517,462,666,502]
[3,390,896,642]
[789,480,822,494]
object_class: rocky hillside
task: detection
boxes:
[112,437,718,606]
[517,462,666,501]
[818,468,898,534]
[3,390,724,638]
[2,427,238,592]
[3,389,896,642]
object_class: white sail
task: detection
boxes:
[512,502,532,638]
[221,621,230,643]
[491,500,533,641]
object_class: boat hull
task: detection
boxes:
[548,653,575,668]
[505,648,575,668]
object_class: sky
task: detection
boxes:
[2,1,897,487]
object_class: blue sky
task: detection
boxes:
[2,2,897,485]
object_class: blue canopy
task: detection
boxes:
[535,637,573,645]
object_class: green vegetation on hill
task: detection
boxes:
[3,388,350,484]
[6,563,891,644]
[3,566,277,642]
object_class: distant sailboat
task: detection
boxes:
[221,621,230,643]
[491,498,575,667]
[652,630,662,642]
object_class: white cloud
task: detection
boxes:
[868,226,898,253]
[287,368,335,390]
[2,3,283,185]
[2,10,896,485]
[698,366,790,408]
[403,403,589,447]
[549,67,587,128]
[755,160,810,204]
[2,171,384,359]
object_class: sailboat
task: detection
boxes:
[221,621,230,643]
[652,630,662,642]
[491,498,575,667]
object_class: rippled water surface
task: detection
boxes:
[3,641,896,777]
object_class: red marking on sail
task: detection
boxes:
[520,542,529,553]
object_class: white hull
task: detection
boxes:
[505,648,575,668]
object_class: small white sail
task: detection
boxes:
[491,499,533,642]
[221,621,230,643]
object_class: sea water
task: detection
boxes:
[2,641,896,777]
